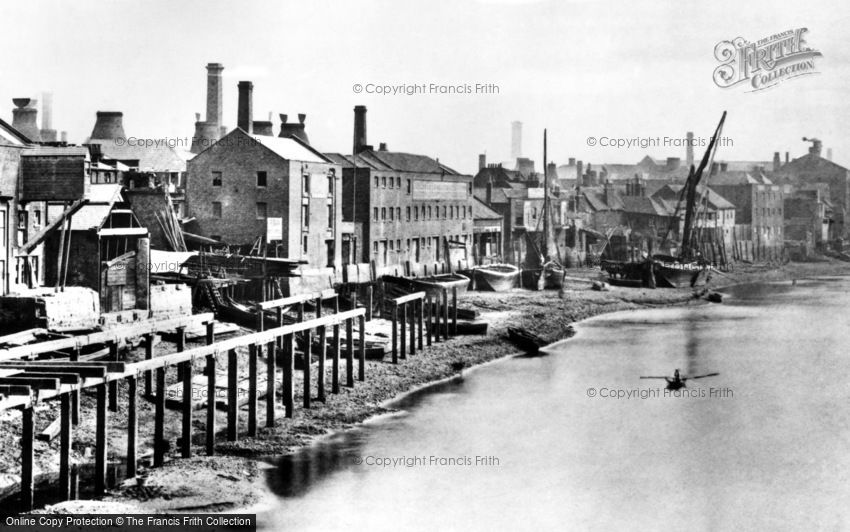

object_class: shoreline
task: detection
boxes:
[22,259,850,515]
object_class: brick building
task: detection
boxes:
[328,106,473,275]
[0,117,32,294]
[711,169,784,246]
[185,127,342,268]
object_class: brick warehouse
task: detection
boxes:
[327,105,474,275]
[185,127,342,268]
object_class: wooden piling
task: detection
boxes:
[400,303,407,360]
[417,299,424,350]
[426,294,433,346]
[205,353,216,456]
[144,333,154,398]
[391,303,398,363]
[332,298,341,394]
[71,346,80,425]
[154,367,166,467]
[176,326,186,382]
[451,287,458,336]
[127,377,137,477]
[283,333,294,418]
[409,301,416,356]
[303,328,312,409]
[442,288,449,339]
[346,316,354,387]
[227,348,238,442]
[248,344,258,437]
[366,285,373,321]
[108,341,118,412]
[21,406,34,510]
[266,341,275,428]
[317,301,326,402]
[358,315,366,382]
[95,383,107,495]
[181,360,193,458]
[59,394,71,500]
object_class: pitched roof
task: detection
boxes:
[88,140,186,172]
[473,187,508,204]
[0,117,31,146]
[710,170,761,185]
[22,146,89,157]
[326,149,462,175]
[620,196,672,216]
[250,133,330,163]
[653,184,735,211]
[472,197,502,220]
[70,204,115,231]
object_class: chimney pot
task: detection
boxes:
[298,113,306,124]
[280,114,288,124]
[90,111,125,141]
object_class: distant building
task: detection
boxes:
[328,105,473,275]
[185,127,342,268]
[711,169,784,246]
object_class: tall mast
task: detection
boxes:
[542,128,549,260]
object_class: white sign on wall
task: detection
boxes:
[266,217,283,242]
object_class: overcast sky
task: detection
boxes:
[1,0,847,174]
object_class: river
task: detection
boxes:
[259,277,850,531]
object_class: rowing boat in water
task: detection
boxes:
[460,264,519,292]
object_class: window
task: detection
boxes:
[406,238,410,252]
[33,209,42,226]
[212,171,222,187]
[396,207,401,220]
[302,204,310,227]
[256,202,267,219]
[396,177,401,188]
[389,208,394,221]
[450,206,454,219]
[407,179,412,194]
[382,176,387,188]
[303,235,308,253]
[381,207,386,220]
[374,207,378,221]
[328,175,334,195]
[428,206,432,218]
[303,174,311,195]
[212,202,222,218]
[375,177,380,188]
[396,239,401,250]
[326,240,335,267]
[414,206,419,221]
[468,183,472,195]
[327,200,334,229]
[256,171,267,187]
[442,205,447,218]
[373,242,378,254]
[389,240,394,251]
[406,207,411,221]
[389,176,394,189]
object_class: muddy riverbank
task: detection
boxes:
[10,259,850,514]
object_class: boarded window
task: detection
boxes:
[256,202,267,219]
[257,171,267,187]
[212,202,222,218]
[212,171,222,186]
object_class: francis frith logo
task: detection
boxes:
[713,28,822,92]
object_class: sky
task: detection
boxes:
[1,0,848,174]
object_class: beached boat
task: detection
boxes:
[460,264,519,292]
[506,326,547,354]
[383,273,470,298]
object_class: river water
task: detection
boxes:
[259,277,850,531]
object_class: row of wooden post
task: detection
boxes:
[390,287,458,363]
[17,305,368,510]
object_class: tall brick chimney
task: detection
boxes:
[206,63,224,129]
[773,152,781,171]
[511,121,522,159]
[353,105,368,153]
[479,153,486,170]
[237,81,253,133]
[40,92,57,141]
[12,98,41,142]
[90,111,125,140]
[686,131,694,169]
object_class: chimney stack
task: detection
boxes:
[40,92,57,142]
[785,151,789,164]
[278,113,310,144]
[568,157,576,166]
[90,111,125,140]
[252,120,273,136]
[60,131,67,143]
[479,153,486,170]
[206,63,224,127]
[577,160,583,184]
[379,142,387,151]
[686,131,694,168]
[237,81,253,133]
[773,151,781,171]
[510,121,522,159]
[12,98,41,142]
[353,105,368,153]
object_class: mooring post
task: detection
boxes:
[21,406,34,510]
[127,377,137,477]
[206,353,216,456]
[391,302,399,363]
[409,300,416,356]
[205,321,215,345]
[317,300,326,402]
[144,333,154,398]
[176,326,186,382]
[303,328,312,409]
[227,348,238,442]
[59,394,72,500]
[417,298,424,350]
[181,358,193,458]
[95,383,108,495]
[255,303,264,332]
[266,341,275,428]
[332,297,341,394]
[276,308,284,351]
[71,346,80,425]
[248,344,258,437]
[434,292,441,342]
[366,285,373,321]
[426,294,433,346]
[154,367,166,467]
[400,303,407,360]
[452,286,458,336]
[283,333,294,418]
[358,314,366,381]
[346,316,355,387]
[108,341,118,411]
[442,288,449,339]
